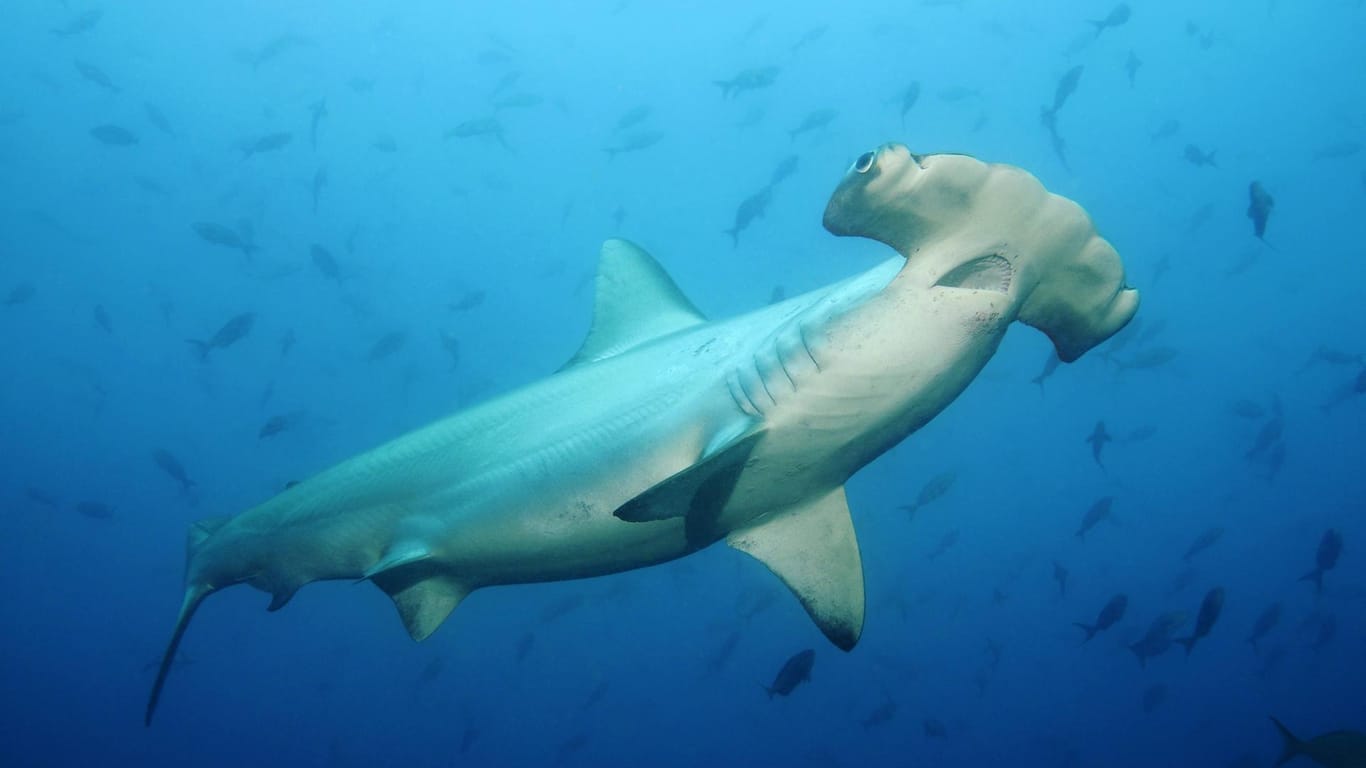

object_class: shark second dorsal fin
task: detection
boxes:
[561,239,706,369]
[727,487,865,651]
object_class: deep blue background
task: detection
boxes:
[1,1,1363,766]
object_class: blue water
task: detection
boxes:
[2,1,1363,766]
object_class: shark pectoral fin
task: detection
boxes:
[727,487,865,651]
[373,574,471,642]
[560,239,707,370]
[612,430,764,541]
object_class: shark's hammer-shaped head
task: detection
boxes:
[823,143,1139,361]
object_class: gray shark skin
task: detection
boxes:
[145,143,1138,724]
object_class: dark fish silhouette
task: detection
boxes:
[1089,4,1131,35]
[1299,529,1342,594]
[603,129,664,159]
[144,102,175,136]
[1310,140,1361,161]
[192,222,257,257]
[439,331,461,370]
[449,290,486,312]
[1149,119,1180,142]
[514,631,535,663]
[1246,602,1281,652]
[1074,593,1126,642]
[75,60,119,92]
[240,131,293,158]
[1075,496,1114,539]
[309,100,327,149]
[1269,717,1366,768]
[1124,50,1141,87]
[4,282,35,306]
[187,312,256,361]
[926,529,959,560]
[704,630,742,675]
[899,471,956,517]
[924,719,947,739]
[90,124,138,146]
[310,244,340,281]
[1085,421,1111,467]
[1032,350,1060,390]
[788,108,837,140]
[25,486,60,509]
[492,92,542,111]
[1114,346,1178,371]
[1129,611,1187,667]
[93,304,113,334]
[1247,181,1274,240]
[152,449,196,494]
[1182,527,1224,562]
[769,154,799,186]
[714,66,780,98]
[52,8,103,37]
[613,104,652,132]
[790,24,828,51]
[259,412,298,439]
[861,696,897,729]
[1141,683,1167,714]
[897,81,921,127]
[724,185,773,246]
[1183,144,1217,167]
[1052,561,1069,597]
[1040,66,1083,130]
[764,649,814,698]
[444,117,508,148]
[1174,587,1224,655]
[1244,408,1282,460]
[76,500,114,520]
[368,331,407,361]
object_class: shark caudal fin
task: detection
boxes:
[1270,717,1305,767]
[1073,622,1098,643]
[146,515,232,726]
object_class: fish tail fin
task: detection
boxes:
[1128,643,1146,668]
[1175,636,1195,656]
[724,227,739,247]
[1208,152,1218,168]
[1298,568,1323,595]
[1270,717,1305,767]
[713,80,733,98]
[185,339,210,362]
[146,581,214,725]
[1073,622,1097,643]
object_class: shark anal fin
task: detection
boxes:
[727,486,865,651]
[561,239,706,370]
[372,572,471,642]
[613,430,764,548]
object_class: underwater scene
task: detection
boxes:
[1,1,1364,766]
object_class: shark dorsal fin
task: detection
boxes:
[727,486,865,651]
[562,239,706,369]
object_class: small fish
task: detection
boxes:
[492,92,542,111]
[1141,684,1167,714]
[1075,496,1114,539]
[861,696,897,729]
[26,486,59,509]
[186,312,256,361]
[1244,411,1282,460]
[1114,347,1179,371]
[926,529,959,560]
[4,282,35,307]
[309,100,327,149]
[76,500,115,520]
[93,304,113,334]
[1299,529,1343,594]
[1185,202,1215,232]
[52,8,103,37]
[1123,425,1157,443]
[714,66,780,99]
[1149,119,1180,142]
[899,471,956,517]
[1085,421,1111,467]
[240,131,293,159]
[923,719,947,739]
[1052,561,1069,597]
[152,449,196,494]
[1074,593,1127,642]
[1031,350,1060,390]
[790,25,828,51]
[1298,345,1364,372]
[1246,602,1281,652]
[897,81,921,127]
[371,135,397,153]
[768,285,786,304]
[1128,610,1187,667]
[1310,140,1361,161]
[310,244,340,282]
[704,630,742,675]
[439,330,460,370]
[279,329,296,358]
[1088,3,1131,36]
[1124,50,1141,87]
[258,413,296,439]
[75,60,119,92]
[1040,65,1083,132]
[603,129,664,159]
[769,155,799,186]
[368,330,407,361]
[764,649,814,698]
[1183,144,1218,168]
[788,108,837,140]
[443,117,508,148]
[514,631,535,664]
[1174,586,1224,655]
[192,222,257,257]
[449,290,486,312]
[1269,718,1366,768]
[613,104,652,132]
[1231,399,1265,419]
[723,185,773,246]
[251,34,310,69]
[1247,181,1274,241]
[1182,527,1224,562]
[90,124,138,146]
[144,103,175,136]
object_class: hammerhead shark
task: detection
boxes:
[145,143,1139,724]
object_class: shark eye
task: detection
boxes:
[851,150,877,174]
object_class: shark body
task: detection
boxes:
[146,144,1138,724]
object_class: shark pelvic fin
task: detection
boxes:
[372,572,471,641]
[613,429,764,547]
[728,486,865,651]
[561,239,706,370]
